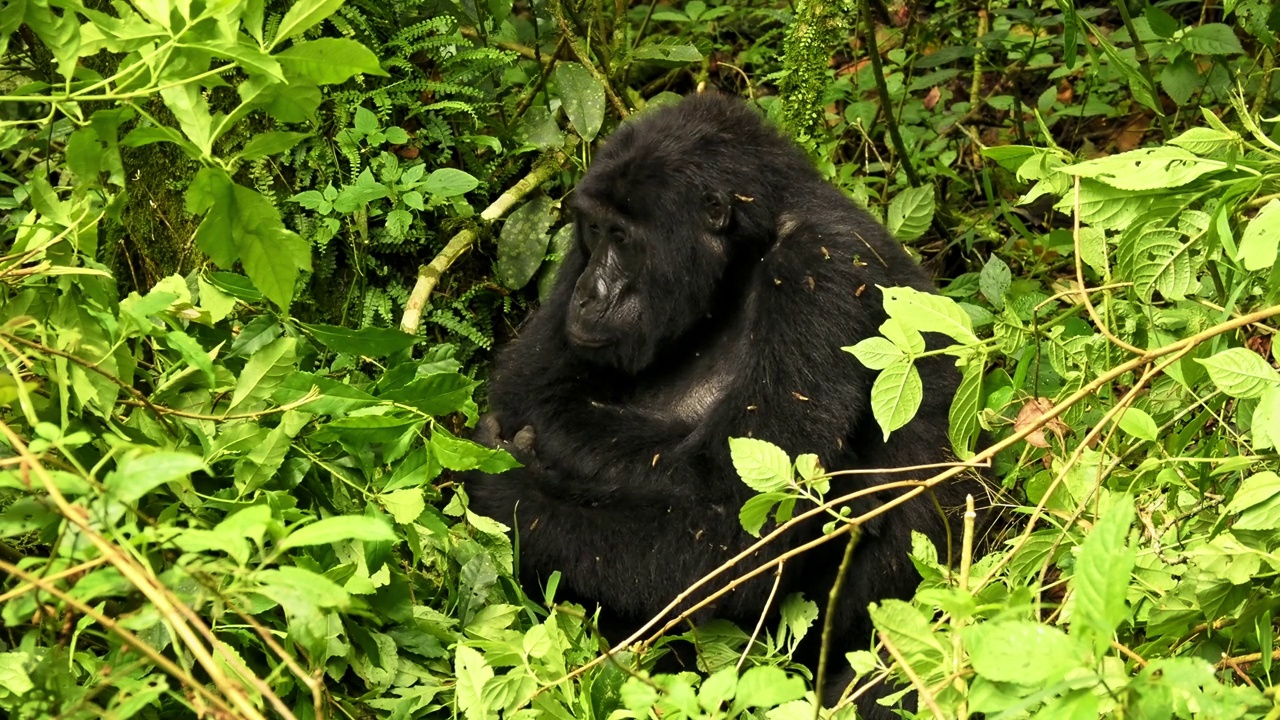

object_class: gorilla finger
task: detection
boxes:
[473,413,504,448]
[513,425,537,455]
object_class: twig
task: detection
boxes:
[737,562,784,671]
[0,556,109,603]
[460,26,538,60]
[1113,640,1148,667]
[514,36,568,118]
[1072,177,1143,354]
[1218,648,1280,672]
[400,137,578,334]
[879,632,945,719]
[858,0,920,186]
[814,529,861,718]
[548,0,631,118]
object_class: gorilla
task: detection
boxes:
[467,93,979,716]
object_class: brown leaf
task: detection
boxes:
[923,86,941,110]
[1014,397,1068,448]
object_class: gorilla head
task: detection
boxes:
[561,98,780,374]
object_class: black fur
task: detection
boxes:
[467,94,979,717]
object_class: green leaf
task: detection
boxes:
[698,668,737,711]
[105,452,206,503]
[886,186,935,242]
[276,38,387,85]
[728,437,792,493]
[185,168,311,311]
[1197,347,1280,399]
[538,223,576,301]
[1072,495,1135,640]
[431,426,520,473]
[846,337,905,370]
[231,336,298,410]
[870,599,947,667]
[1179,23,1244,55]
[1124,227,1197,302]
[869,361,923,441]
[497,195,557,290]
[739,491,789,536]
[555,63,606,141]
[964,620,1083,685]
[302,322,417,357]
[1227,471,1280,530]
[165,330,215,385]
[279,515,396,550]
[732,666,805,710]
[948,359,983,459]
[381,488,426,525]
[273,0,344,46]
[380,373,479,416]
[272,372,378,415]
[160,84,215,157]
[1238,199,1280,272]
[239,131,309,161]
[422,168,480,198]
[881,286,978,343]
[1160,53,1202,106]
[1252,387,1280,452]
[979,255,1011,309]
[1116,407,1159,442]
[1063,147,1226,191]
[633,41,703,66]
[1169,126,1239,155]
[455,645,494,720]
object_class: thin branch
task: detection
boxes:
[1115,0,1173,138]
[400,137,579,334]
[548,0,631,117]
[879,632,945,719]
[859,0,920,186]
[814,529,861,717]
[737,562,784,671]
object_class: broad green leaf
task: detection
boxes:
[272,372,379,415]
[881,286,978,343]
[105,452,206,503]
[1252,387,1280,452]
[1237,199,1280,272]
[1123,228,1198,302]
[870,599,947,668]
[845,337,905,370]
[1180,23,1244,55]
[381,488,426,525]
[1197,347,1280,399]
[1063,147,1226,191]
[728,437,792,493]
[698,668,737,711]
[160,84,215,157]
[887,186,934,242]
[422,168,480,198]
[731,666,806,710]
[1160,53,1202,106]
[497,195,557,290]
[979,255,1011,309]
[1226,471,1280,514]
[1169,126,1240,155]
[538,223,576,301]
[455,646,494,720]
[279,515,396,550]
[739,491,789,536]
[276,38,387,85]
[964,621,1083,685]
[253,566,349,608]
[869,361,923,441]
[302,322,418,357]
[555,63,606,141]
[165,330,215,385]
[239,131,309,160]
[272,0,344,46]
[380,373,479,416]
[1116,407,1159,442]
[185,168,311,311]
[230,336,298,410]
[879,317,926,354]
[431,426,520,473]
[633,41,703,66]
[948,359,983,459]
[1072,495,1135,640]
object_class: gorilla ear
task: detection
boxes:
[702,190,731,232]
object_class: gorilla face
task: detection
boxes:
[564,187,734,375]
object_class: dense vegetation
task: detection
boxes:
[2,0,1280,718]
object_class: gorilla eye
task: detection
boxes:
[609,228,626,244]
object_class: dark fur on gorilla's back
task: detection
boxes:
[467,93,980,716]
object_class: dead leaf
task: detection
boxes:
[1014,397,1068,448]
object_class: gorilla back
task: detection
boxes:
[467,93,977,714]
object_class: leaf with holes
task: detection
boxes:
[887,186,934,241]
[1062,147,1227,191]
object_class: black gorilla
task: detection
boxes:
[467,93,978,715]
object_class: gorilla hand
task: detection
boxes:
[473,413,539,470]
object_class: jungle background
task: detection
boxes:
[3,0,1280,718]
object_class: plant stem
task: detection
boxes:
[1116,0,1173,138]
[858,0,920,186]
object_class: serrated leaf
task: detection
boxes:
[739,492,789,536]
[455,645,494,720]
[555,63,605,141]
[1252,387,1280,452]
[105,452,206,503]
[887,186,935,241]
[279,515,396,550]
[1160,53,1202,106]
[1072,495,1135,640]
[1238,199,1280,272]
[496,195,557,290]
[1123,227,1198,302]
[1180,23,1244,55]
[430,426,519,473]
[732,666,806,710]
[381,488,426,525]
[1226,471,1280,514]
[869,361,923,441]
[881,286,978,343]
[1197,347,1280,399]
[964,621,1083,685]
[948,359,983,459]
[845,337,905,370]
[729,437,792,493]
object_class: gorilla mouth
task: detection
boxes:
[566,325,613,349]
